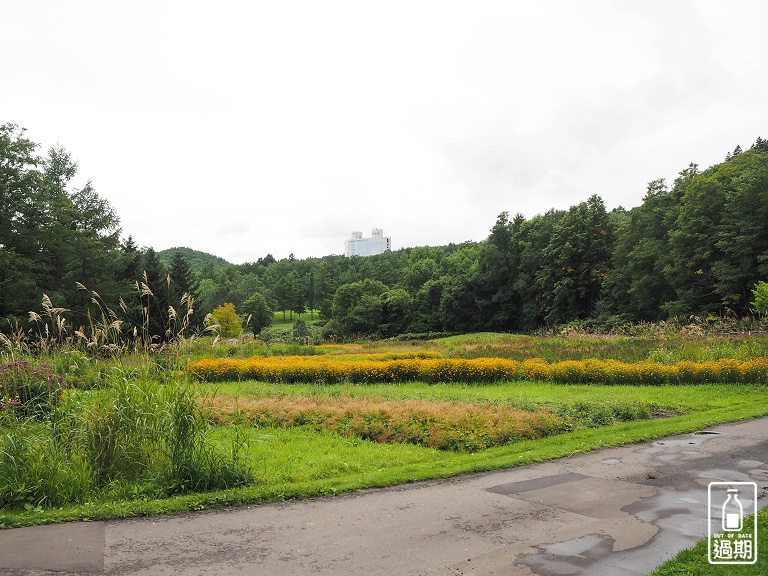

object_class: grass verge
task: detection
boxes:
[650,507,767,575]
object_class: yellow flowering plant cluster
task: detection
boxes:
[202,394,565,452]
[187,355,768,384]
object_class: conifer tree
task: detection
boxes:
[168,251,203,332]
[241,292,273,334]
[140,248,170,342]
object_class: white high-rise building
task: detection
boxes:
[344,228,392,257]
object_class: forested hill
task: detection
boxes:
[1,121,767,340]
[158,248,230,274]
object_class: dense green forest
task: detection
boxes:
[2,122,767,340]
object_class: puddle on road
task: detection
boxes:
[738,459,766,468]
[518,534,614,576]
[694,468,758,483]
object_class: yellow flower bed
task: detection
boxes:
[187,355,768,384]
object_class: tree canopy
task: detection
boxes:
[2,124,767,340]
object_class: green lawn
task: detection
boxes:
[207,380,766,413]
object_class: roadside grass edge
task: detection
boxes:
[649,507,767,575]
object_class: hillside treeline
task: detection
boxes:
[2,122,767,339]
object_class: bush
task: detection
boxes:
[0,360,67,418]
[388,332,457,341]
[752,281,768,316]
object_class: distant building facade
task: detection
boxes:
[344,228,391,257]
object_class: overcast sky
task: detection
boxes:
[2,1,766,263]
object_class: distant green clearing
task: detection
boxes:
[272,310,320,325]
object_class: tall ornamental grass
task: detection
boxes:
[0,375,250,508]
[0,285,251,510]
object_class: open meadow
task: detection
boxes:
[2,325,768,537]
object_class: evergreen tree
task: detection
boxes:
[439,244,482,333]
[241,292,273,334]
[140,248,170,342]
[0,125,121,323]
[287,270,306,318]
[0,124,41,320]
[515,210,565,329]
[117,236,145,336]
[307,268,316,320]
[470,212,517,331]
[752,137,768,153]
[168,251,203,332]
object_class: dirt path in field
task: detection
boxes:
[2,417,767,576]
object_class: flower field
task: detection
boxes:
[203,394,564,452]
[3,327,768,529]
[187,355,768,385]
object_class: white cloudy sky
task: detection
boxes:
[2,1,766,262]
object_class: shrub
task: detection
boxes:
[0,360,67,418]
[752,281,768,316]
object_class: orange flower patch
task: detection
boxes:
[186,355,768,385]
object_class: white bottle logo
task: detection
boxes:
[709,482,757,565]
[722,488,743,532]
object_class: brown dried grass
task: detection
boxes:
[202,395,564,452]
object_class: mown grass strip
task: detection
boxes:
[206,380,765,413]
